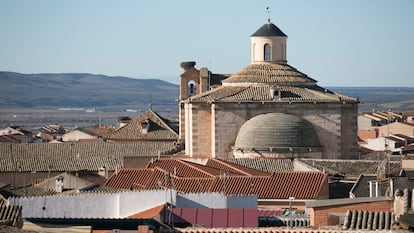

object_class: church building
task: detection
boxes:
[179,19,359,159]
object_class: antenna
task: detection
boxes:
[266,6,271,23]
[148,95,152,111]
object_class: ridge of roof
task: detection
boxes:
[206,159,270,176]
[108,109,178,141]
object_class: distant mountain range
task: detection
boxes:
[0,71,179,108]
[1,71,413,112]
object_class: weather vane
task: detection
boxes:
[266,6,271,23]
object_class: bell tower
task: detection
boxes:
[250,18,287,64]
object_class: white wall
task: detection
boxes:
[8,190,176,219]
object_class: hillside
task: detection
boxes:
[1,71,413,112]
[0,71,179,108]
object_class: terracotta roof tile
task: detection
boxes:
[108,110,178,141]
[105,163,328,199]
[205,159,270,176]
[127,203,165,219]
[0,142,179,172]
[190,85,357,103]
[222,63,316,84]
[146,159,217,178]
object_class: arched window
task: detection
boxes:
[264,43,271,61]
[188,80,197,96]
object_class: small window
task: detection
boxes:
[264,43,271,61]
[188,80,197,96]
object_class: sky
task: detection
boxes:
[1,1,413,87]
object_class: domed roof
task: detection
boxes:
[251,22,287,37]
[234,113,321,150]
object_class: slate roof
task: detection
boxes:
[251,22,287,37]
[219,158,294,173]
[298,158,401,178]
[0,142,179,172]
[107,110,178,141]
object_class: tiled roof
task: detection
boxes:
[205,159,270,176]
[222,63,316,84]
[0,142,179,172]
[145,158,269,178]
[108,110,178,141]
[0,135,26,143]
[175,228,358,233]
[208,172,328,199]
[342,209,393,230]
[0,205,21,227]
[104,168,167,190]
[219,158,294,173]
[105,169,328,199]
[298,158,401,178]
[189,84,357,103]
[127,203,165,219]
[0,195,21,227]
[146,159,218,178]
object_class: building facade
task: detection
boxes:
[179,20,359,159]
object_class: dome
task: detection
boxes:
[234,113,321,151]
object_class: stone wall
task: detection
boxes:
[186,103,212,156]
[186,101,358,159]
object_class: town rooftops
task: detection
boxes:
[105,158,328,200]
[0,142,179,172]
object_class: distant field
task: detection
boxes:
[0,106,178,129]
[329,87,414,112]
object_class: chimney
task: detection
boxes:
[98,166,108,178]
[55,176,64,193]
[141,119,150,134]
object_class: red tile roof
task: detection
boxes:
[127,203,165,219]
[105,159,328,199]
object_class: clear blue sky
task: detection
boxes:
[1,0,413,87]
